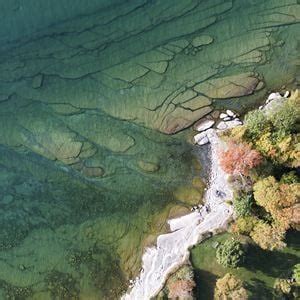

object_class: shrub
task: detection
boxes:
[233,216,258,235]
[216,238,245,268]
[293,264,300,284]
[269,100,298,135]
[234,194,254,217]
[245,109,269,139]
[280,171,299,184]
[166,265,196,299]
[168,279,195,299]
[214,273,248,300]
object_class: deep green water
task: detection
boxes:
[0,0,299,299]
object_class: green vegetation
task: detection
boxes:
[221,91,300,252]
[198,90,300,299]
[191,232,300,300]
[234,194,254,217]
[244,110,269,139]
[216,238,245,268]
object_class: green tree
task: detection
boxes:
[293,264,300,284]
[216,238,245,268]
[269,100,298,135]
[244,109,269,139]
[234,194,254,217]
[280,171,299,184]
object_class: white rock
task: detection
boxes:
[198,136,209,145]
[284,91,290,98]
[259,105,263,110]
[194,119,215,132]
[220,113,228,119]
[217,121,228,130]
[225,120,243,128]
[234,118,242,123]
[194,132,206,144]
[267,92,281,102]
[223,116,232,121]
[226,109,235,117]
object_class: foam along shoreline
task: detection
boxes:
[122,119,241,300]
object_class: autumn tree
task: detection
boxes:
[250,221,286,251]
[167,265,196,299]
[219,142,262,176]
[214,273,248,300]
[232,216,258,235]
[168,279,195,299]
[253,176,300,230]
[216,238,245,268]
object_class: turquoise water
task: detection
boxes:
[0,0,299,299]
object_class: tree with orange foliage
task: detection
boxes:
[219,141,262,176]
[168,279,196,299]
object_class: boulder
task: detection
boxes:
[198,136,209,145]
[224,119,243,129]
[137,160,160,173]
[223,117,232,121]
[194,132,208,144]
[267,92,281,102]
[216,122,228,130]
[226,109,235,117]
[193,119,215,132]
[220,113,228,119]
[284,91,290,98]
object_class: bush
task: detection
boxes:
[216,238,245,268]
[293,264,300,284]
[214,273,248,300]
[280,171,299,184]
[233,216,258,235]
[234,194,254,217]
[269,101,298,135]
[245,110,269,139]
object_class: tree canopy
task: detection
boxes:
[216,238,245,268]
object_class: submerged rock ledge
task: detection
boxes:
[122,123,239,300]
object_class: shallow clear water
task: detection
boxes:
[0,0,299,299]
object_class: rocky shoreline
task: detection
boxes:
[122,90,293,300]
[122,113,240,300]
